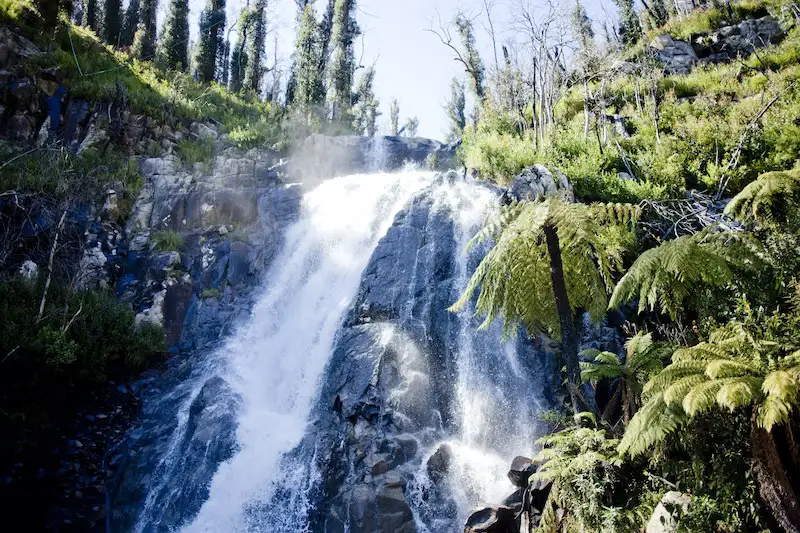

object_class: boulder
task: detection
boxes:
[507,456,537,487]
[464,505,517,533]
[190,122,218,140]
[649,34,675,50]
[654,40,698,74]
[8,113,34,141]
[507,164,572,202]
[427,443,453,482]
[646,491,691,533]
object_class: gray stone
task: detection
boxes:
[649,34,675,50]
[190,122,218,140]
[646,491,691,533]
[77,121,110,154]
[507,164,572,202]
[75,243,109,290]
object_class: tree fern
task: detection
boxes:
[724,168,800,227]
[452,198,632,338]
[581,332,671,422]
[620,323,800,457]
[609,228,760,318]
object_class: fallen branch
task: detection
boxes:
[38,207,68,322]
[0,345,20,364]
[62,303,83,334]
[716,84,794,200]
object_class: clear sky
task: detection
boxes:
[171,0,618,141]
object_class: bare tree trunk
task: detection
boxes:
[38,207,68,321]
[600,78,608,145]
[652,71,661,144]
[583,80,591,138]
[751,419,800,533]
[543,222,589,414]
[601,382,622,423]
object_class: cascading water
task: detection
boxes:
[122,169,556,533]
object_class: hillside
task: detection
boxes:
[0,0,800,532]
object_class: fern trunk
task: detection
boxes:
[750,416,800,533]
[543,222,586,414]
[600,381,621,424]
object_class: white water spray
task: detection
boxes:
[180,171,434,532]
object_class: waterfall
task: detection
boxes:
[403,179,552,531]
[122,170,554,533]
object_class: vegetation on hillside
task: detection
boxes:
[446,0,800,531]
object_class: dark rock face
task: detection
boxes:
[507,456,537,488]
[289,134,459,185]
[246,174,556,533]
[107,150,302,531]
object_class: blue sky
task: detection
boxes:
[172,0,618,140]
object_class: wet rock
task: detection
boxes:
[507,456,537,487]
[427,443,453,482]
[464,505,517,533]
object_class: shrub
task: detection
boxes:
[0,278,165,425]
[152,230,184,252]
[177,137,214,167]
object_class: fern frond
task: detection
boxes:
[452,197,629,339]
[643,360,707,396]
[609,229,758,318]
[757,369,800,430]
[663,374,708,405]
[724,169,800,226]
[682,379,727,416]
[705,359,759,379]
[716,376,762,412]
[619,395,687,457]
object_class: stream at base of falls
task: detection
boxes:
[122,170,555,533]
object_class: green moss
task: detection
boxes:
[0,147,144,216]
[200,288,220,299]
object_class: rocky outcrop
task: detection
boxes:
[106,147,300,530]
[650,35,698,75]
[649,15,783,74]
[506,165,573,203]
[290,134,459,184]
